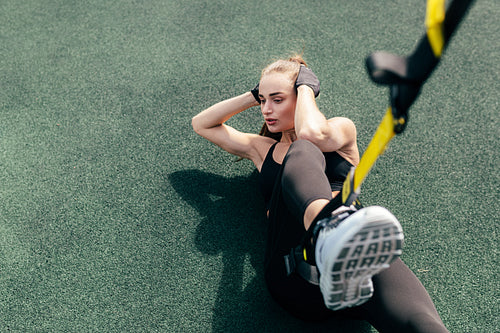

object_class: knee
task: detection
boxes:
[282,140,325,172]
[281,139,326,188]
[288,139,320,154]
[285,140,323,163]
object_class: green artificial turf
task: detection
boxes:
[0,0,498,332]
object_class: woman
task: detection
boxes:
[192,55,448,332]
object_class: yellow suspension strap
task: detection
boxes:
[426,0,446,58]
[341,0,475,206]
[342,107,397,205]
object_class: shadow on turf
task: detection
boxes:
[169,169,372,333]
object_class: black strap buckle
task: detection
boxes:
[284,248,319,286]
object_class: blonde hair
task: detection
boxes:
[259,54,308,140]
[261,55,307,84]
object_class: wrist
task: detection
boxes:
[297,84,315,96]
[250,83,261,104]
[245,91,261,107]
[295,66,320,97]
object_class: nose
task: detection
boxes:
[261,101,272,114]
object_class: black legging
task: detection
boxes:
[264,140,448,333]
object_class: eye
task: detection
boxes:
[273,98,282,103]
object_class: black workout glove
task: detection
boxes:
[251,83,260,103]
[295,65,320,97]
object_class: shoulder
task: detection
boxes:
[326,117,359,165]
[327,117,356,133]
[328,117,357,143]
[324,117,357,146]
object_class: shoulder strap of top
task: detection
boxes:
[269,141,278,153]
[264,141,279,161]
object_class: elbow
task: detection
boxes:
[191,114,203,135]
[296,127,328,146]
[191,114,219,137]
[191,116,199,133]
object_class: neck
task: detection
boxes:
[281,129,297,143]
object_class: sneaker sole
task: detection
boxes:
[319,206,404,311]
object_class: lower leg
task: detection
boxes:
[362,258,448,333]
[303,198,330,230]
[303,190,348,230]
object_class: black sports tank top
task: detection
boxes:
[259,142,353,208]
[259,143,281,206]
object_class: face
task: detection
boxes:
[258,73,297,133]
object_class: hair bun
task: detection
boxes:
[288,55,307,67]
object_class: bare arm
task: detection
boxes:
[192,92,258,132]
[295,86,358,161]
[192,92,272,164]
[294,86,331,145]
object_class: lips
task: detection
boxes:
[265,118,277,126]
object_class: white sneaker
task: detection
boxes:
[315,206,404,311]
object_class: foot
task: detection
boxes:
[315,206,404,311]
